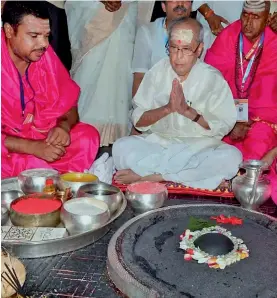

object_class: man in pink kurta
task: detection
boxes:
[205,1,277,202]
[1,1,100,178]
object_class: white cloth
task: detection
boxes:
[192,1,244,59]
[66,1,138,146]
[87,153,115,185]
[132,58,237,139]
[113,58,242,189]
[132,17,168,74]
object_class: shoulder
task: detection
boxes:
[194,61,229,87]
[137,17,165,36]
[146,57,170,75]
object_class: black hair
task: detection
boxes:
[2,1,50,28]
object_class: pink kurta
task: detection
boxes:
[205,21,277,204]
[1,31,100,178]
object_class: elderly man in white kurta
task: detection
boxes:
[112,17,242,190]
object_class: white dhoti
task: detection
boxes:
[113,135,242,189]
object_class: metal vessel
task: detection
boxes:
[232,160,272,210]
[1,177,127,258]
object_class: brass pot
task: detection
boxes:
[10,193,62,227]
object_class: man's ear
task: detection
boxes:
[197,42,204,58]
[3,23,14,39]
[161,1,166,13]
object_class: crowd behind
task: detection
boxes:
[1,1,277,203]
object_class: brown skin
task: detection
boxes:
[240,7,270,42]
[261,147,277,166]
[101,1,122,12]
[131,1,192,135]
[131,1,192,100]
[3,15,79,162]
[116,21,210,184]
[269,12,277,32]
[198,3,229,36]
[229,7,270,140]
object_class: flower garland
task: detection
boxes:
[180,226,249,269]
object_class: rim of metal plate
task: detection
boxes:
[107,204,277,298]
[1,177,127,259]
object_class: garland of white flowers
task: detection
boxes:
[180,226,249,269]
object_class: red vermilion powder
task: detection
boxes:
[127,182,166,194]
[12,198,62,214]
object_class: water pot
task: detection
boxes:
[232,160,271,210]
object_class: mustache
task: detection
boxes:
[173,6,187,13]
[33,48,46,53]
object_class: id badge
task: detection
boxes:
[235,99,248,122]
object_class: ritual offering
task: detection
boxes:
[61,197,110,235]
[125,181,168,213]
[1,249,26,298]
[107,204,277,298]
[1,172,126,258]
[61,172,98,196]
[18,168,60,194]
[10,194,62,227]
[179,226,249,269]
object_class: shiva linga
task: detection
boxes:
[232,160,272,210]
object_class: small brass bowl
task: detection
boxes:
[60,172,99,197]
[10,194,62,227]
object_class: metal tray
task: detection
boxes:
[1,177,127,259]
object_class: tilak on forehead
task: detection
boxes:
[243,0,267,12]
[171,29,194,44]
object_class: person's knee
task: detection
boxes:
[74,123,100,147]
[223,145,243,171]
[112,137,131,158]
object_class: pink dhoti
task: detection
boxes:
[1,30,100,178]
[2,123,100,178]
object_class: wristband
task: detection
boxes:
[205,9,214,20]
[193,113,201,123]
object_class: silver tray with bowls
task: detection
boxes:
[1,177,127,259]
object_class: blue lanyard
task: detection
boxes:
[239,32,264,86]
[163,18,168,47]
[17,66,35,117]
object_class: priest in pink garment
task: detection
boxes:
[205,0,277,201]
[1,1,100,178]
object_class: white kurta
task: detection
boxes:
[192,1,244,59]
[113,58,242,189]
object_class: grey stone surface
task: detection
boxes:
[115,205,277,298]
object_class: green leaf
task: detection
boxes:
[188,217,215,231]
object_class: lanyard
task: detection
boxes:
[163,17,168,47]
[17,66,35,117]
[239,32,264,87]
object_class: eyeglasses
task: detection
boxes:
[165,42,200,56]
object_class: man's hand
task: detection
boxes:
[261,147,277,166]
[33,141,66,162]
[101,1,122,12]
[229,122,251,141]
[206,13,229,36]
[269,12,277,33]
[167,79,189,114]
[46,126,70,147]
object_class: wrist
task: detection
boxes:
[58,120,70,133]
[164,104,172,115]
[205,9,215,20]
[183,107,197,120]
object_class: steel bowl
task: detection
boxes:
[77,182,123,214]
[61,197,110,235]
[1,206,9,226]
[18,168,60,194]
[1,190,24,210]
[60,173,99,197]
[10,194,62,227]
[125,182,168,214]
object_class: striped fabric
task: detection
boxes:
[243,0,266,12]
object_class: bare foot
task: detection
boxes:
[114,169,141,184]
[215,180,232,192]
